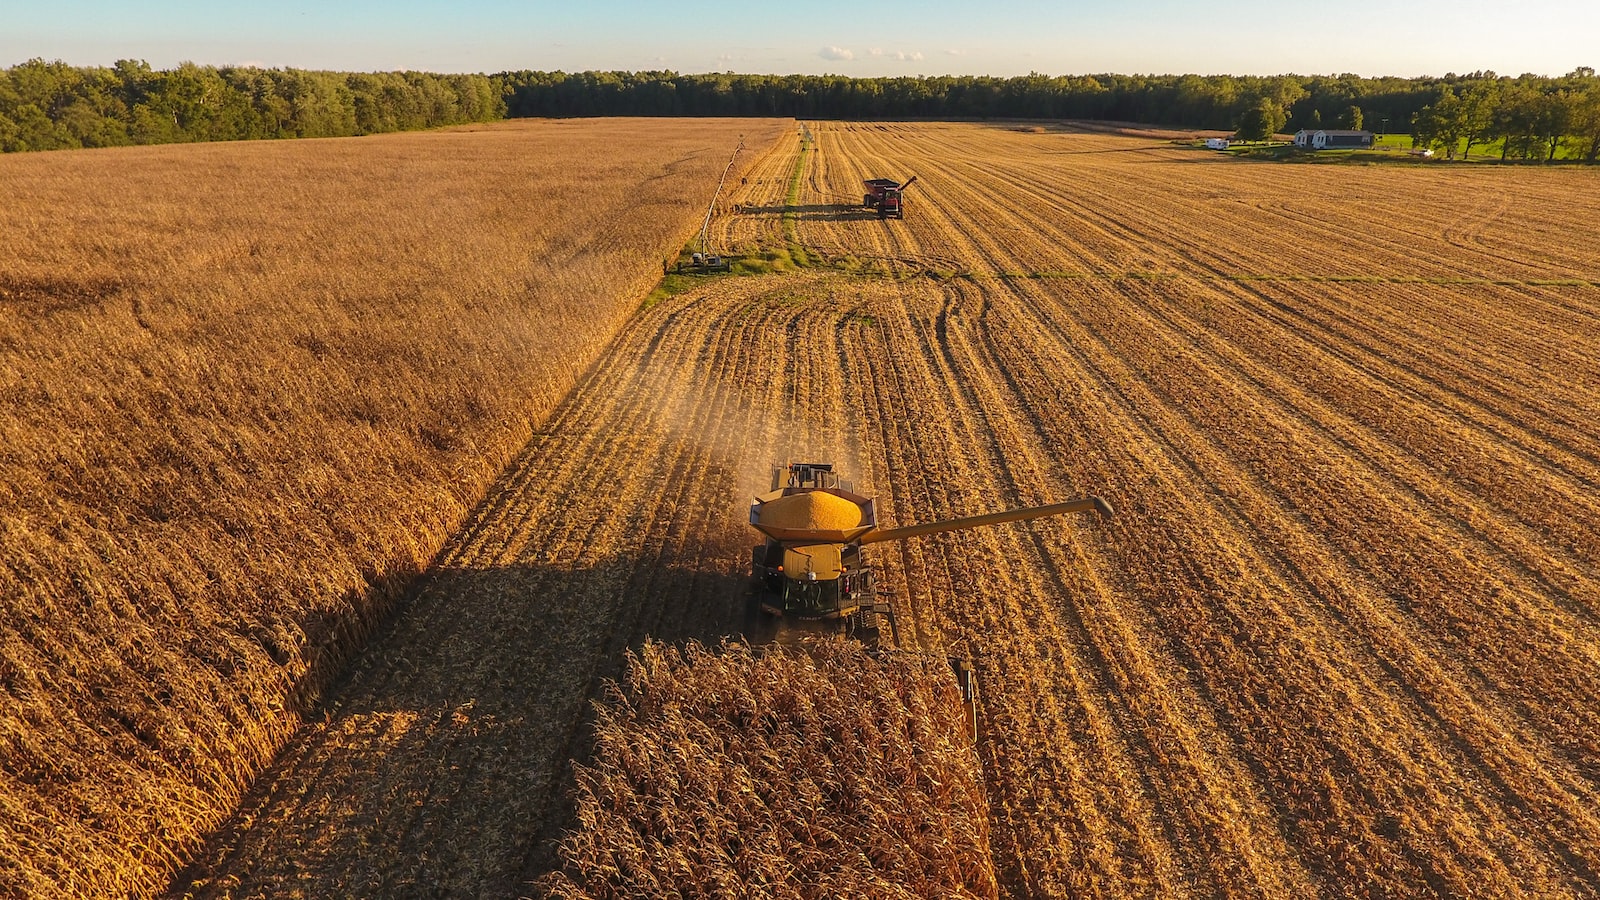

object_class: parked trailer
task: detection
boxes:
[862,178,901,208]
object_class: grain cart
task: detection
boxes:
[749,462,1113,738]
[862,176,917,219]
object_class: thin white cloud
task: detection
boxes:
[869,48,923,62]
[819,46,854,61]
[944,49,967,56]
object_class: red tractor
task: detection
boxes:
[862,176,917,220]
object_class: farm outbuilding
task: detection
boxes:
[1293,129,1374,150]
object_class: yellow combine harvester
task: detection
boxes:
[749,462,1113,737]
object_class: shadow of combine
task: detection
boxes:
[170,553,756,898]
[172,550,758,890]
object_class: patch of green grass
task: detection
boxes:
[1224,141,1295,159]
[731,246,808,275]
[650,139,822,294]
[829,253,866,273]
[782,136,808,245]
[1267,133,1590,164]
[997,270,1088,280]
[641,272,700,310]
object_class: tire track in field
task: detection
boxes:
[931,279,1313,898]
[805,121,1600,895]
[846,126,1600,589]
[852,285,1177,896]
[896,157,1555,883]
[911,286,1218,896]
[812,124,1312,890]
[921,178,1600,883]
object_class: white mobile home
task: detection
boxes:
[1293,129,1374,150]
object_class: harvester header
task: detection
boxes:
[748,462,1112,639]
[861,496,1115,544]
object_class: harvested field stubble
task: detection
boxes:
[540,640,997,899]
[0,117,787,899]
[731,121,1600,897]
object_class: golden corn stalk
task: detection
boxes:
[539,640,1000,900]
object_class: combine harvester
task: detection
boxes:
[749,462,1112,737]
[862,176,917,219]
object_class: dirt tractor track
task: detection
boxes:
[177,123,1600,897]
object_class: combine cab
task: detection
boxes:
[862,176,917,220]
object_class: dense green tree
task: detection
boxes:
[1458,80,1499,158]
[1572,85,1600,162]
[112,59,159,109]
[1494,83,1544,159]
[1534,89,1573,160]
[1415,88,1465,157]
[0,60,502,153]
[1235,97,1286,141]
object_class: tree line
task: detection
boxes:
[0,59,502,151]
[5,60,1598,162]
[498,69,1600,161]
[1412,68,1600,161]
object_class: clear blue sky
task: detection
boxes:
[3,0,1593,77]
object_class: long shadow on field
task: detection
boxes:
[740,201,889,222]
[1040,145,1188,155]
[170,555,755,899]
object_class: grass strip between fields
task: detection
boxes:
[781,132,812,266]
